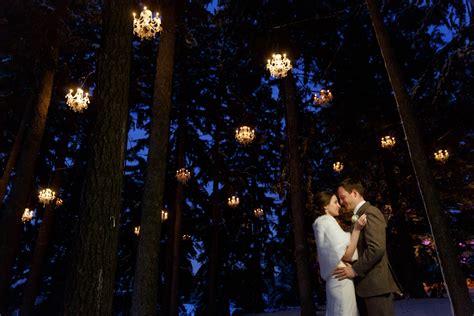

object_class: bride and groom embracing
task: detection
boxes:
[313,178,400,316]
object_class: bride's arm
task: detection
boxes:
[342,214,367,262]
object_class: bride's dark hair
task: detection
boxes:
[314,191,334,218]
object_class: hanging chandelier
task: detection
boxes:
[235,126,255,145]
[21,208,34,223]
[55,198,63,207]
[227,195,240,208]
[176,168,191,184]
[161,209,169,221]
[381,136,396,149]
[182,234,191,241]
[313,89,333,106]
[434,149,449,163]
[38,188,56,205]
[266,53,292,78]
[65,88,90,112]
[254,208,264,218]
[132,6,162,40]
[134,226,140,236]
[333,162,344,173]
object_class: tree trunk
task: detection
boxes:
[63,0,132,314]
[281,72,315,316]
[169,96,187,315]
[20,127,70,316]
[131,1,181,314]
[0,2,68,312]
[367,0,473,314]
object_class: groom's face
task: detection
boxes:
[337,186,357,212]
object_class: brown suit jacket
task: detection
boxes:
[352,202,399,298]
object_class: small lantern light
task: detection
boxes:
[333,162,344,173]
[254,207,264,218]
[266,53,292,78]
[21,208,34,223]
[235,126,255,145]
[65,88,90,112]
[132,6,162,40]
[176,168,191,184]
[434,149,449,163]
[381,136,396,149]
[38,188,56,206]
[227,196,240,208]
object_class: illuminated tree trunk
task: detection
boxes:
[367,0,473,314]
[281,72,315,316]
[63,0,132,314]
[0,2,68,312]
[20,128,70,316]
[131,1,182,314]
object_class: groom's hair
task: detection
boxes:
[339,178,365,197]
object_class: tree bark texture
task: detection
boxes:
[131,1,181,314]
[281,72,315,316]
[63,0,132,314]
[367,0,473,314]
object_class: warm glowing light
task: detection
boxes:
[227,196,240,208]
[333,162,344,173]
[313,89,333,105]
[434,149,449,163]
[235,126,255,145]
[176,168,191,184]
[21,208,34,223]
[161,209,168,221]
[381,136,396,149]
[65,88,90,112]
[132,6,162,40]
[266,53,292,78]
[182,234,191,240]
[55,198,63,207]
[254,208,264,218]
[38,188,56,205]
[134,226,140,236]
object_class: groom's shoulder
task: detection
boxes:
[363,202,383,215]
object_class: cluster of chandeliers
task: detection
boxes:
[65,88,90,112]
[313,89,333,106]
[227,195,240,208]
[235,126,255,145]
[381,136,396,149]
[267,53,292,78]
[434,149,449,163]
[176,168,191,184]
[133,6,162,40]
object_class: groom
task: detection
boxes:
[334,178,399,316]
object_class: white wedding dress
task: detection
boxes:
[313,215,359,316]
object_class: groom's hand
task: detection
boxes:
[333,263,357,281]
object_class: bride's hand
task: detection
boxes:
[354,214,367,230]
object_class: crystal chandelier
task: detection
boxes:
[333,162,344,173]
[21,208,34,223]
[182,234,191,241]
[132,6,162,40]
[434,149,449,163]
[161,209,168,221]
[134,226,140,236]
[235,126,255,145]
[266,53,292,78]
[65,88,90,112]
[313,89,333,106]
[381,136,396,149]
[55,198,63,207]
[176,168,191,184]
[254,208,264,218]
[38,188,56,205]
[227,195,240,208]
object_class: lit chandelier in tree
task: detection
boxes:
[434,149,449,163]
[313,89,333,105]
[132,6,162,40]
[38,188,56,205]
[65,88,90,112]
[333,162,344,173]
[266,53,292,78]
[182,234,191,241]
[134,226,140,236]
[254,208,264,218]
[161,209,168,221]
[227,195,240,208]
[235,126,255,145]
[21,208,34,223]
[176,168,191,184]
[381,136,396,149]
[55,198,63,207]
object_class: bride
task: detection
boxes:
[313,191,367,316]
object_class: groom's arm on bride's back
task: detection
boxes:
[352,206,386,278]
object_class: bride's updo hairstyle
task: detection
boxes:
[314,191,333,219]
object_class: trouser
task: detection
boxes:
[359,293,394,316]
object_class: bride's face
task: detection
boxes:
[324,195,340,217]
